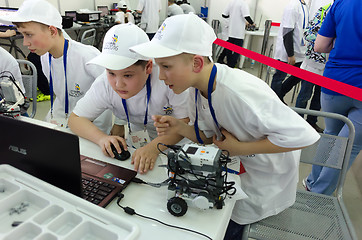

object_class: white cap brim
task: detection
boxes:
[130,41,183,59]
[0,15,31,25]
[87,54,138,70]
[0,15,62,29]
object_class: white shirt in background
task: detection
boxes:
[223,0,250,39]
[115,11,135,24]
[180,3,196,14]
[167,4,184,17]
[137,0,162,34]
[274,0,308,63]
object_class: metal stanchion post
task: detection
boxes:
[211,19,220,61]
[258,20,272,79]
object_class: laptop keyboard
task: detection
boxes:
[81,175,117,205]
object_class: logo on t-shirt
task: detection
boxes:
[163,105,173,115]
[69,83,84,98]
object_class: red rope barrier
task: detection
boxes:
[214,38,362,102]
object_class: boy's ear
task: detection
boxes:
[192,55,204,73]
[48,25,58,37]
[145,60,153,74]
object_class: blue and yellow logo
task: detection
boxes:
[112,34,118,43]
[75,84,80,91]
[156,23,167,40]
[160,23,166,32]
[163,105,173,115]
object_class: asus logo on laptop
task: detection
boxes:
[9,145,27,155]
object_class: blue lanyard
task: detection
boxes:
[122,75,151,133]
[49,39,69,118]
[299,0,308,46]
[194,65,219,144]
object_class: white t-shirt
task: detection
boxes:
[73,65,189,140]
[274,0,308,63]
[180,4,195,14]
[188,63,320,224]
[167,4,184,17]
[223,0,250,39]
[40,39,113,133]
[219,18,230,41]
[137,0,162,33]
[115,11,135,24]
[0,46,25,93]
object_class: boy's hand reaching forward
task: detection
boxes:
[132,143,159,174]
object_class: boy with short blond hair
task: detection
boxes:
[130,14,320,239]
[0,0,112,132]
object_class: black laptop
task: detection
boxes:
[0,116,137,207]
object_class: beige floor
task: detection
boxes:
[30,60,362,239]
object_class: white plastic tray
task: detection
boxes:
[0,165,139,240]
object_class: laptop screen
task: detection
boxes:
[97,6,109,17]
[65,11,77,22]
[0,116,82,196]
[0,7,18,27]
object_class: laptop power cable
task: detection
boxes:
[116,193,212,240]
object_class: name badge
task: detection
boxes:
[50,117,68,128]
[128,130,151,149]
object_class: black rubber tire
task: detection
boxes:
[167,197,188,217]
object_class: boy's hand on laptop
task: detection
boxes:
[131,144,159,174]
[98,135,127,158]
[152,115,185,136]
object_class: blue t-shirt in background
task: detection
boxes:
[318,0,362,95]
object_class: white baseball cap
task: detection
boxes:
[130,13,216,58]
[117,1,127,8]
[0,0,62,29]
[87,23,150,70]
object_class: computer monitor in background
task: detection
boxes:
[0,7,18,28]
[65,10,77,22]
[113,3,118,9]
[97,6,109,17]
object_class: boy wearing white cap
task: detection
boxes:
[115,1,135,24]
[68,24,189,174]
[0,0,112,132]
[130,14,320,238]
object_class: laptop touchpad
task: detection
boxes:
[81,158,107,175]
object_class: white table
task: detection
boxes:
[18,117,241,240]
[239,29,278,69]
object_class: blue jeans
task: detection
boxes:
[223,220,245,240]
[306,93,362,195]
[295,80,321,124]
[271,61,302,100]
